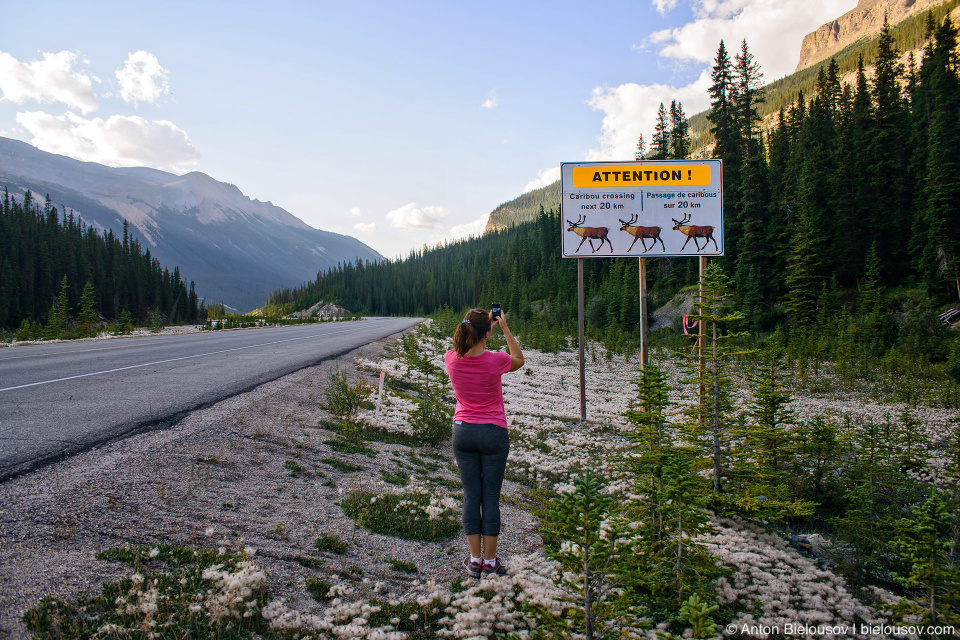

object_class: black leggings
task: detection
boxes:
[452,422,509,537]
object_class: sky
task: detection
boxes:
[0,0,857,259]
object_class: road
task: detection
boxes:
[0,318,422,481]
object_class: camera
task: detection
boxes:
[491,303,502,319]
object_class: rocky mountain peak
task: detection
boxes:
[796,0,944,72]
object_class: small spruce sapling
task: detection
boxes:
[892,491,960,626]
[655,594,720,640]
[539,473,646,640]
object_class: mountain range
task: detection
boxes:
[0,137,382,311]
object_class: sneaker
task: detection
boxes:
[481,557,507,577]
[462,557,482,579]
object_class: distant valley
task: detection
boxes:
[0,137,382,311]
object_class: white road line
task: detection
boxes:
[0,326,368,393]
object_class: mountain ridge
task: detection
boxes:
[796,0,944,72]
[0,138,382,311]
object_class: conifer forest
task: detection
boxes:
[0,189,202,338]
[268,18,960,390]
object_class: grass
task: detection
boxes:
[406,451,441,471]
[305,577,333,602]
[296,555,323,568]
[24,545,271,640]
[381,468,411,486]
[364,597,448,636]
[325,438,376,457]
[323,418,420,447]
[340,491,461,542]
[387,557,418,573]
[314,533,348,554]
[321,458,363,473]
[424,475,461,491]
[283,460,307,477]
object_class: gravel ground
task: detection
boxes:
[0,325,541,640]
[3,325,957,640]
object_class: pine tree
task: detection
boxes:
[707,41,737,160]
[540,473,641,640]
[77,281,97,338]
[784,210,823,330]
[680,262,748,493]
[893,492,960,625]
[733,39,765,154]
[651,103,671,160]
[623,363,677,547]
[730,345,813,519]
[635,134,646,161]
[669,100,690,159]
[654,452,717,608]
[917,17,960,300]
[869,15,913,278]
[44,276,70,339]
[858,242,884,315]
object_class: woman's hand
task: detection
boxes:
[493,311,524,371]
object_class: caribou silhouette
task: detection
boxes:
[567,214,613,253]
[672,212,718,252]
[618,214,664,253]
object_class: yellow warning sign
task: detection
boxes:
[572,164,711,187]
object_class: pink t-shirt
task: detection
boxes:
[444,349,513,429]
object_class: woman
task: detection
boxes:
[444,307,524,578]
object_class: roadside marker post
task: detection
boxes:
[375,370,385,424]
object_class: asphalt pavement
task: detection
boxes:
[0,318,422,481]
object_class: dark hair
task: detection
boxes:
[453,308,492,358]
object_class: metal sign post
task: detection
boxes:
[639,257,648,368]
[578,258,586,422]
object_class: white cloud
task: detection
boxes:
[522,166,561,193]
[16,110,200,171]
[449,215,488,239]
[349,207,361,216]
[0,50,98,114]
[586,70,712,162]
[646,0,857,79]
[115,51,170,105]
[386,202,447,230]
[353,222,376,233]
[481,90,498,109]
[653,0,680,15]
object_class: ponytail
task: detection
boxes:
[453,308,492,357]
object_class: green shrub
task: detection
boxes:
[321,458,363,473]
[387,557,418,573]
[306,577,334,602]
[340,491,460,541]
[314,534,347,554]
[411,386,453,445]
[296,555,323,568]
[323,367,370,425]
[381,469,410,486]
[283,460,306,476]
[325,438,376,457]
